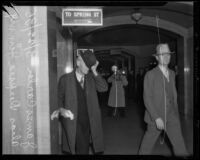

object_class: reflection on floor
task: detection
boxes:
[101,99,193,155]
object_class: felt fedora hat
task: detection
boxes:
[153,43,175,56]
[79,49,97,68]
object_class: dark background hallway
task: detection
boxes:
[48,3,194,155]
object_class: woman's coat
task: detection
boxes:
[107,74,128,107]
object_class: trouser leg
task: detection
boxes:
[113,107,117,116]
[166,120,188,156]
[138,124,161,155]
[119,107,125,117]
[75,122,90,154]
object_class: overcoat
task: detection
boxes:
[58,71,108,154]
[107,74,128,107]
[143,66,179,125]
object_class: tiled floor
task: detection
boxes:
[101,100,193,155]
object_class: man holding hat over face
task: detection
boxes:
[56,49,108,154]
[138,43,188,156]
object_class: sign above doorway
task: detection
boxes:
[62,8,103,26]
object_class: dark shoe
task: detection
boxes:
[62,151,72,155]
[120,114,126,118]
[94,151,104,155]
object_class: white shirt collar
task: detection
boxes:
[159,65,168,73]
[158,65,169,81]
[75,70,84,82]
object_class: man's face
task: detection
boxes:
[156,53,171,66]
[76,56,89,74]
[112,66,118,72]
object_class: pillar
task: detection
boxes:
[3,6,50,154]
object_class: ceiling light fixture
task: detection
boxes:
[131,8,142,24]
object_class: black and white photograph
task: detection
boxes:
[2,1,199,159]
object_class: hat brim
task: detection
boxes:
[153,51,175,56]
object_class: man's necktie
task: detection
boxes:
[80,76,84,88]
[164,69,169,82]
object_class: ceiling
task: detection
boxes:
[74,3,193,46]
[47,2,193,60]
[77,24,179,46]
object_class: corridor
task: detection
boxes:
[2,3,196,156]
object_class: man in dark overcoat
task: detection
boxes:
[138,43,188,156]
[56,50,108,154]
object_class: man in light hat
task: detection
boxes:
[54,49,108,154]
[138,43,188,156]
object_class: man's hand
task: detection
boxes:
[60,108,74,120]
[51,110,60,120]
[155,118,164,130]
[51,108,74,120]
[91,60,99,76]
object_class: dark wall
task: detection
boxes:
[186,37,193,117]
[177,37,185,115]
[47,10,59,154]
